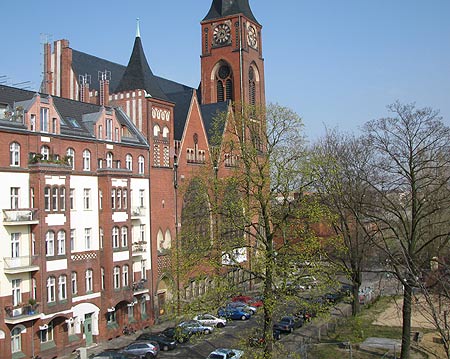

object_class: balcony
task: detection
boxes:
[132,279,149,295]
[4,303,40,324]
[3,209,39,225]
[3,256,39,274]
[132,241,147,257]
[131,206,145,219]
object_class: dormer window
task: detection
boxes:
[98,125,103,139]
[52,118,58,134]
[106,119,113,140]
[40,108,49,132]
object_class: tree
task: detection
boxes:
[309,129,377,315]
[361,102,450,359]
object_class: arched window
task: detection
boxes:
[11,327,23,353]
[165,229,172,249]
[47,276,56,303]
[10,142,20,167]
[113,266,120,289]
[112,227,119,248]
[121,227,128,247]
[162,126,169,138]
[46,231,55,256]
[215,62,233,102]
[58,275,67,300]
[41,145,50,160]
[122,265,129,287]
[138,156,145,174]
[106,152,113,168]
[66,148,75,170]
[126,154,133,170]
[83,149,91,171]
[153,124,161,137]
[57,230,66,255]
[249,66,256,106]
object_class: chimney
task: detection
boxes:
[99,70,111,106]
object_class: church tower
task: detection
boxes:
[200,0,265,107]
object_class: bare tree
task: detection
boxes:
[361,102,450,359]
[310,129,377,315]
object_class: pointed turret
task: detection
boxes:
[203,0,259,24]
[115,31,168,101]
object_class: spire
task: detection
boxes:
[114,35,168,101]
[203,0,259,25]
[136,18,141,38]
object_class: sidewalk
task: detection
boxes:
[62,319,176,359]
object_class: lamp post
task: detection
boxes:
[173,156,181,316]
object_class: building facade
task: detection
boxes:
[0,1,265,358]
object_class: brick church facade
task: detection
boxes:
[0,1,265,358]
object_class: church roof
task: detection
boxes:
[203,0,259,25]
[115,36,169,101]
[201,101,230,142]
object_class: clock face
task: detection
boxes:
[213,23,231,45]
[247,25,258,49]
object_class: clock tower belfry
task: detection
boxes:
[201,0,265,108]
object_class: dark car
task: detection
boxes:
[136,333,177,351]
[91,349,141,359]
[218,307,252,320]
[159,326,192,343]
[273,316,304,333]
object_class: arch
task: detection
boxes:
[162,126,169,138]
[156,229,164,251]
[153,124,161,137]
[211,60,234,102]
[164,229,172,250]
[0,329,5,339]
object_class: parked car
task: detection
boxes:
[231,294,264,308]
[91,350,141,359]
[178,320,214,335]
[193,314,227,328]
[120,341,159,358]
[136,333,177,351]
[226,301,257,314]
[218,307,252,320]
[273,316,304,333]
[207,348,244,359]
[159,326,192,343]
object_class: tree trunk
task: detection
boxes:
[351,282,360,316]
[400,283,412,359]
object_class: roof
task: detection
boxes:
[203,0,259,25]
[200,101,230,143]
[166,89,195,141]
[115,36,168,101]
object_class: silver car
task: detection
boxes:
[193,314,227,328]
[120,341,159,359]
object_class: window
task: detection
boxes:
[122,265,129,287]
[66,148,75,170]
[162,126,169,138]
[113,266,120,289]
[140,224,146,242]
[40,322,53,343]
[30,114,36,131]
[101,267,105,290]
[30,188,35,208]
[138,156,145,174]
[99,190,103,210]
[70,229,75,252]
[11,327,22,353]
[99,228,104,249]
[52,187,58,211]
[84,228,92,250]
[115,127,119,142]
[141,260,147,280]
[11,233,20,258]
[126,154,133,170]
[106,152,113,168]
[83,189,91,210]
[46,231,55,256]
[47,276,56,303]
[123,189,128,209]
[153,124,161,137]
[32,278,37,299]
[41,145,50,160]
[10,142,20,167]
[57,231,66,255]
[58,275,67,300]
[40,107,49,132]
[71,272,77,295]
[10,187,19,209]
[112,227,119,248]
[52,118,57,134]
[70,189,75,210]
[86,269,93,292]
[83,150,91,171]
[98,125,103,139]
[139,189,145,208]
[121,227,128,247]
[60,187,66,210]
[106,119,112,140]
[111,189,116,209]
[249,66,256,106]
[12,279,21,306]
[107,311,116,325]
[117,189,122,209]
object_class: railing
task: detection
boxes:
[132,241,147,255]
[131,207,145,217]
[3,209,38,223]
[4,303,40,323]
[132,279,148,292]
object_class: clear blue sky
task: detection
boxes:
[1,1,449,140]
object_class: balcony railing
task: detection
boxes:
[4,303,40,324]
[132,279,149,294]
[3,256,39,274]
[3,209,38,225]
[131,207,145,218]
[132,241,147,256]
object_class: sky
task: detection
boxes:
[1,0,449,141]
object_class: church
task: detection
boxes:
[0,1,265,357]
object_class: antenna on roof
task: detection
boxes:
[79,74,92,86]
[79,74,91,103]
[98,70,111,82]
[136,18,141,38]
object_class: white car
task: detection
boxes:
[207,348,244,359]
[193,314,227,328]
